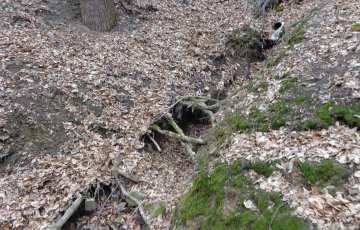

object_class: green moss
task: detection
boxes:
[296,160,350,188]
[287,25,306,45]
[298,119,326,131]
[279,77,298,94]
[333,105,360,128]
[234,117,251,132]
[316,102,334,125]
[175,161,309,229]
[287,7,321,46]
[248,161,275,177]
[294,95,310,105]
[266,49,288,68]
[275,7,284,13]
[145,202,166,217]
[253,81,269,93]
[298,103,359,130]
[350,23,360,32]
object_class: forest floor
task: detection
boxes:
[0,0,359,229]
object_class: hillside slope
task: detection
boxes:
[0,0,359,229]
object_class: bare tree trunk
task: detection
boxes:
[79,0,117,32]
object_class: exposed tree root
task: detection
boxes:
[147,134,161,152]
[149,95,220,161]
[151,124,205,144]
[165,114,195,160]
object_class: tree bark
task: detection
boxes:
[79,0,117,32]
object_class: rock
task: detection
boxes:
[145,201,166,217]
[0,133,10,142]
[84,198,96,211]
[115,202,127,213]
[126,191,146,207]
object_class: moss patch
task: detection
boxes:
[174,161,309,229]
[295,160,350,188]
[248,161,276,177]
[299,102,360,130]
[350,23,360,32]
[287,7,321,46]
[145,202,166,217]
[279,77,298,94]
[266,49,288,68]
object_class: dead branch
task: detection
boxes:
[151,124,205,144]
[51,195,83,230]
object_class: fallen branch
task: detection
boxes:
[147,133,161,152]
[151,124,205,144]
[51,195,83,230]
[112,167,141,183]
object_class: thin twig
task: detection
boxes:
[268,203,286,230]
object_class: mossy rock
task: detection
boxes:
[173,160,310,229]
[145,201,166,217]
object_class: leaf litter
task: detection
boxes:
[0,0,359,229]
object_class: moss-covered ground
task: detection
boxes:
[174,160,309,229]
[295,159,350,188]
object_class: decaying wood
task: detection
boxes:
[51,195,83,230]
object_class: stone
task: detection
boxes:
[126,191,146,207]
[84,198,96,211]
[145,201,166,217]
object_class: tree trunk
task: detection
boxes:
[79,0,117,32]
